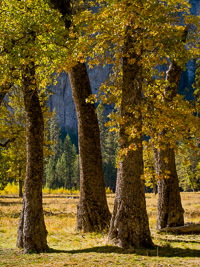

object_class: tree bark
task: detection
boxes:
[108,29,153,248]
[19,178,23,198]
[159,223,200,234]
[0,90,6,105]
[155,28,188,229]
[49,0,111,232]
[16,62,48,253]
[154,145,184,229]
[69,63,111,232]
[155,51,188,229]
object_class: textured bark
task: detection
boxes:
[155,38,188,229]
[154,146,184,229]
[49,0,111,232]
[19,178,23,198]
[108,29,153,249]
[69,63,111,232]
[16,62,48,253]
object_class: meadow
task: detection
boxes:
[0,192,200,266]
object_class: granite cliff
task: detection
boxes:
[48,64,112,132]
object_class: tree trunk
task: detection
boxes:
[19,178,23,198]
[69,63,111,232]
[151,176,158,195]
[49,0,111,232]
[154,27,188,230]
[16,62,48,253]
[154,145,184,229]
[0,90,6,105]
[108,29,153,248]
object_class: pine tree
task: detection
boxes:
[103,129,118,192]
[44,111,63,188]
[55,154,66,188]
[176,142,200,192]
[97,105,118,191]
[63,135,77,189]
[72,154,80,189]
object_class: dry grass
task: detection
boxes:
[0,193,200,266]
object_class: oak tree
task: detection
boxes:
[49,0,111,232]
[0,0,63,252]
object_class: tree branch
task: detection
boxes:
[0,138,15,147]
[159,223,200,234]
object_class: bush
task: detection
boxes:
[42,186,80,195]
[105,187,113,194]
[0,182,19,195]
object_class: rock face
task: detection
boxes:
[190,0,200,15]
[48,64,112,131]
[179,0,200,99]
[49,1,199,131]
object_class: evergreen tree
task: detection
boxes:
[45,130,80,190]
[176,142,200,192]
[97,105,108,157]
[97,105,118,191]
[44,112,63,188]
[72,154,80,189]
[63,135,77,189]
[55,154,66,188]
[103,130,117,192]
[45,157,56,188]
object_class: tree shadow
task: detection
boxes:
[157,236,200,244]
[0,198,78,206]
[48,245,200,258]
[0,201,22,206]
[0,195,79,200]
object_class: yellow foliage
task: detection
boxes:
[105,187,113,194]
[0,182,21,195]
[42,187,80,195]
[0,184,113,196]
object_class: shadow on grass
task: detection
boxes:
[48,245,200,258]
[0,199,78,206]
[0,201,22,206]
[157,236,200,244]
[0,195,79,200]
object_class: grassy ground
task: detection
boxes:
[0,193,200,266]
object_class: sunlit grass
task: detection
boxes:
[0,192,200,266]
